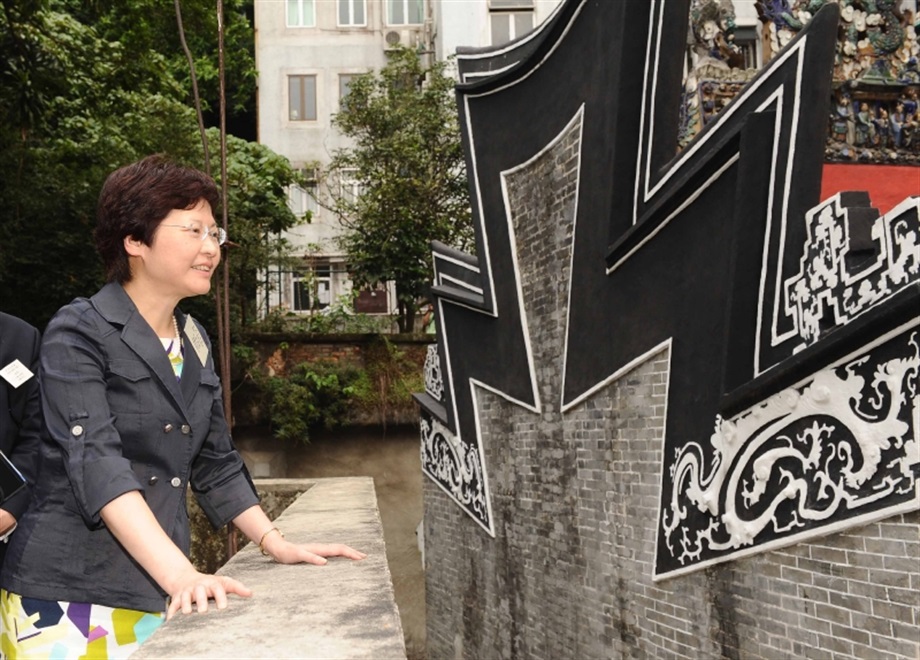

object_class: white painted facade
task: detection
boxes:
[431,0,563,66]
[253,0,565,318]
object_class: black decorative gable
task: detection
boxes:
[414,0,919,578]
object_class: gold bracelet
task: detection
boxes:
[259,526,284,556]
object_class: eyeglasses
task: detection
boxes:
[160,221,228,246]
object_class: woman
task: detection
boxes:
[0,155,365,658]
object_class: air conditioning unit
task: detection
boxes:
[384,28,420,50]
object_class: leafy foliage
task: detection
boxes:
[323,47,473,333]
[0,0,299,336]
[237,337,425,443]
[347,336,425,428]
[0,1,199,326]
[206,129,305,331]
[254,362,361,444]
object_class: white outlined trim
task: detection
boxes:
[605,153,740,275]
[653,315,920,581]
[769,46,807,352]
[779,194,920,349]
[433,252,481,273]
[456,0,566,71]
[753,88,786,376]
[559,106,585,413]
[635,5,809,214]
[656,490,919,581]
[629,0,810,376]
[421,414,494,536]
[439,273,484,296]
[501,106,587,416]
[462,3,585,100]
[461,94,500,319]
[460,63,518,81]
[456,0,585,316]
[562,338,672,414]
[635,0,666,215]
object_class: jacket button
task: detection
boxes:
[180,424,191,435]
[71,424,84,437]
[163,424,174,433]
[148,476,159,486]
[170,477,182,488]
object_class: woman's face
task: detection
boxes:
[129,199,221,300]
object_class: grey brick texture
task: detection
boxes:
[422,116,920,659]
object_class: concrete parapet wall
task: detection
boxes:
[132,477,406,659]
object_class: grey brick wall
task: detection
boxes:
[423,114,920,659]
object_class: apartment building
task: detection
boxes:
[253,0,563,318]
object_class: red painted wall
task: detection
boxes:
[820,163,920,215]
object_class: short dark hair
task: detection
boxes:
[95,154,220,283]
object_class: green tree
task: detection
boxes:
[55,0,257,137]
[0,1,299,334]
[205,128,305,331]
[324,47,473,333]
[0,1,201,326]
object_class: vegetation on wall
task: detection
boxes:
[251,292,397,335]
[349,336,425,431]
[260,360,360,443]
[236,337,425,443]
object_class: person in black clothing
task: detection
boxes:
[0,312,42,565]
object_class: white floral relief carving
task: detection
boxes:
[661,328,920,572]
[424,344,444,402]
[785,195,920,347]
[420,411,489,530]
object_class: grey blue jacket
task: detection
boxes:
[0,283,259,612]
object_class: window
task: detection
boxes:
[288,173,318,218]
[733,26,760,70]
[339,74,356,101]
[387,0,423,26]
[489,0,534,46]
[338,0,366,26]
[292,271,311,311]
[288,75,317,121]
[312,263,331,309]
[292,262,331,311]
[287,0,315,27]
[340,168,363,204]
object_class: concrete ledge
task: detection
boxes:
[131,477,407,659]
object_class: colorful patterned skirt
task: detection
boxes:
[0,589,163,659]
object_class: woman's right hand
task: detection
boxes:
[165,568,253,620]
[0,508,16,536]
[98,492,253,621]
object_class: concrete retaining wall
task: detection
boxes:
[132,477,406,659]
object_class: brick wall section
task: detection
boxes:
[244,333,431,378]
[233,334,431,427]
[422,116,920,658]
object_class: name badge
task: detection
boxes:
[184,316,210,368]
[1,359,34,389]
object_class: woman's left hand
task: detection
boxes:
[266,537,367,565]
